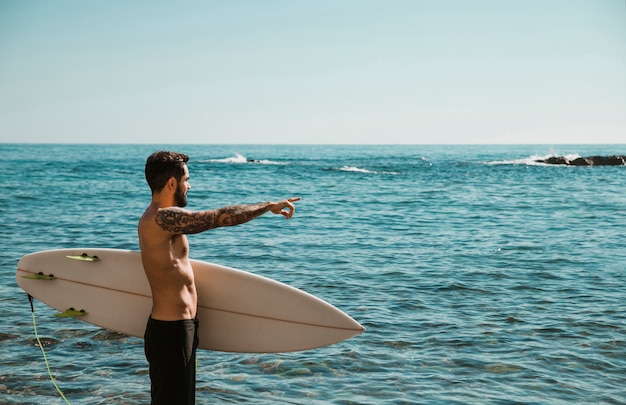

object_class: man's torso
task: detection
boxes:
[138,205,197,321]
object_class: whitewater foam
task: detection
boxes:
[338,166,398,175]
[487,153,582,166]
[204,153,285,165]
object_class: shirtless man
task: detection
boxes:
[138,151,300,404]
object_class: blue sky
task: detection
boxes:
[1,0,624,144]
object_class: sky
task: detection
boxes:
[0,0,625,144]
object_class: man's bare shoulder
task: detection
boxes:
[139,206,173,244]
[139,206,158,232]
[140,206,206,237]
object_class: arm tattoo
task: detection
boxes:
[155,208,218,234]
[216,204,272,227]
[155,203,272,234]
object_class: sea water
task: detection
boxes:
[1,144,624,404]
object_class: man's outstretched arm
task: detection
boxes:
[155,198,300,234]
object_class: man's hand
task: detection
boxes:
[270,197,301,219]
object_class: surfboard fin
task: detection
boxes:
[66,253,100,262]
[55,308,88,318]
[21,272,56,280]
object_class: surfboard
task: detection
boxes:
[16,248,364,353]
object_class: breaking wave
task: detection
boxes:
[203,153,285,165]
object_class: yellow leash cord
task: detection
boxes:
[28,294,72,405]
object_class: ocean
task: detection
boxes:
[1,144,624,404]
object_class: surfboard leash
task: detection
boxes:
[28,294,72,405]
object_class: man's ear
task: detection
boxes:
[167,177,177,191]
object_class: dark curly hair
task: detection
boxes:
[144,151,189,193]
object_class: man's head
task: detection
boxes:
[145,151,190,207]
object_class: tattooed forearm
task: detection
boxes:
[216,204,272,227]
[155,203,272,234]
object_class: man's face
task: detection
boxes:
[174,165,190,208]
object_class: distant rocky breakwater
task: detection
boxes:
[535,155,626,166]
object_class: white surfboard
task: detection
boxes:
[16,248,364,353]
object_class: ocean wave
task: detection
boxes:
[487,153,582,166]
[202,153,285,165]
[337,166,398,175]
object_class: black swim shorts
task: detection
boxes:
[144,317,199,405]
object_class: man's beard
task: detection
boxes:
[175,186,188,207]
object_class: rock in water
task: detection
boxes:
[535,155,626,166]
